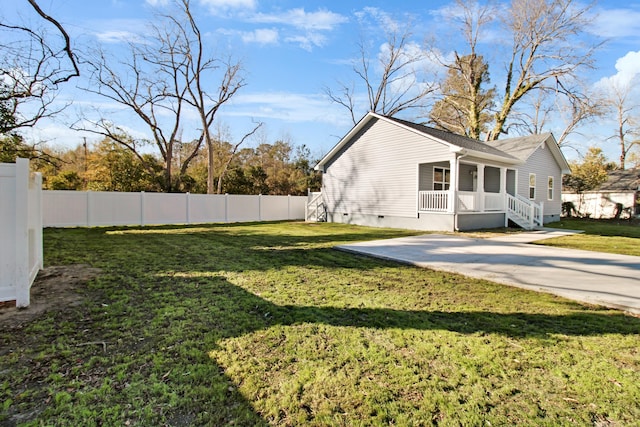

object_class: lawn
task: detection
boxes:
[1,221,639,426]
[542,218,640,256]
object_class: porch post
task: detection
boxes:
[500,167,507,211]
[449,156,458,213]
[478,164,485,212]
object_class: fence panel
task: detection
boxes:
[90,192,142,226]
[42,191,306,227]
[261,195,290,221]
[0,159,42,307]
[143,192,188,225]
[227,194,261,222]
[42,191,88,227]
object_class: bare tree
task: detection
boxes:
[514,83,604,148]
[78,0,249,192]
[0,0,79,134]
[169,0,262,193]
[606,81,639,170]
[487,0,599,140]
[325,20,437,124]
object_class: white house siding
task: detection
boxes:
[458,163,475,191]
[515,143,563,222]
[419,161,449,191]
[323,118,451,221]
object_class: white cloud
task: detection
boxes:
[145,0,170,6]
[284,33,327,52]
[250,8,348,31]
[590,7,640,38]
[95,30,140,44]
[89,19,148,44]
[355,7,400,33]
[245,8,346,51]
[224,91,349,127]
[198,0,256,14]
[241,28,279,45]
[595,50,640,92]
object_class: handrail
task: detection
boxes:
[506,193,542,229]
[306,192,326,222]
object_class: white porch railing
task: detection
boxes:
[457,191,478,211]
[418,190,450,212]
[484,193,504,211]
[419,190,506,213]
[506,194,543,230]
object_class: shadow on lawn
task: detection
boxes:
[35,223,640,426]
[209,278,640,340]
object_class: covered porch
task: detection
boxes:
[418,160,516,214]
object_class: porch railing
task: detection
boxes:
[484,193,504,211]
[506,193,543,229]
[418,190,450,212]
[457,191,478,211]
[419,190,506,213]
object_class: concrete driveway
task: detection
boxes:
[336,231,640,314]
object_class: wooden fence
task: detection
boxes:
[0,159,43,307]
[42,191,308,227]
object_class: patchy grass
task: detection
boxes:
[542,218,640,256]
[1,221,639,426]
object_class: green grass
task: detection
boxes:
[1,221,639,426]
[542,218,640,256]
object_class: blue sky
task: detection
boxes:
[7,0,640,162]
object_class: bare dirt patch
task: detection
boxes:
[0,264,101,329]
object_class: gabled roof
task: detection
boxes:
[597,168,640,191]
[385,116,520,161]
[488,133,571,174]
[315,112,519,171]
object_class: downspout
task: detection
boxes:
[453,148,469,232]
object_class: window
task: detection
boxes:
[529,173,536,199]
[547,176,554,200]
[433,167,450,191]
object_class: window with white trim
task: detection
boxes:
[529,173,536,199]
[433,167,451,191]
[547,176,554,200]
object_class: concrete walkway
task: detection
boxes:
[337,230,640,314]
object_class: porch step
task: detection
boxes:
[508,213,535,230]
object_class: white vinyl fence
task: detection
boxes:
[562,191,638,219]
[0,159,43,308]
[43,191,308,227]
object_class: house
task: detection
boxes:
[309,112,570,231]
[562,168,640,218]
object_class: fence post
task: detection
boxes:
[186,192,190,224]
[224,193,228,223]
[33,173,43,271]
[288,194,291,220]
[140,191,145,226]
[258,194,262,221]
[86,190,92,227]
[14,159,30,307]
